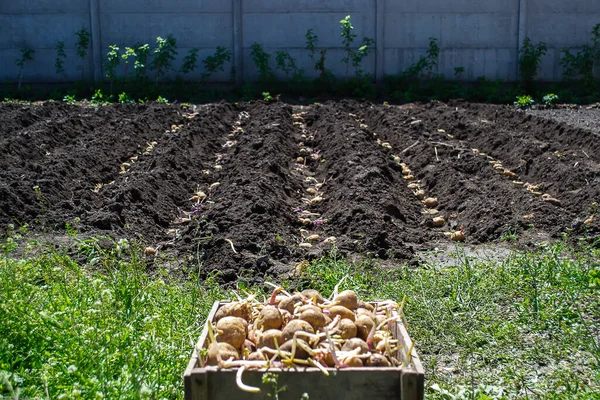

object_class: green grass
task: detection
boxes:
[1,230,599,399]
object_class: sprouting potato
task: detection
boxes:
[306,234,320,241]
[342,338,369,354]
[323,236,337,244]
[256,329,284,349]
[301,289,325,304]
[404,175,415,181]
[300,309,327,330]
[329,305,355,321]
[296,157,305,163]
[356,301,374,312]
[343,356,364,367]
[282,319,315,342]
[366,354,391,367]
[334,290,358,310]
[216,317,247,350]
[337,318,358,339]
[431,216,445,227]
[415,190,425,200]
[306,188,317,195]
[541,194,562,206]
[407,183,420,190]
[299,243,312,248]
[423,197,438,208]
[257,306,283,330]
[207,342,239,366]
[503,170,518,179]
[280,339,310,359]
[355,314,375,341]
[279,294,304,314]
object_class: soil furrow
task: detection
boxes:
[0,103,181,229]
[303,102,430,260]
[354,102,580,242]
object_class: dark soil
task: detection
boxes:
[1,100,598,282]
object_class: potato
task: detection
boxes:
[247,352,265,361]
[300,309,327,330]
[356,301,375,312]
[280,339,310,359]
[334,290,358,310]
[279,294,304,314]
[355,315,375,341]
[423,197,438,208]
[342,338,369,354]
[214,304,229,322]
[343,356,364,367]
[282,319,315,341]
[256,329,284,350]
[355,308,376,320]
[207,342,239,366]
[258,305,283,330]
[297,304,322,315]
[301,289,324,303]
[366,354,391,367]
[319,346,335,367]
[337,318,357,339]
[329,305,355,322]
[216,317,247,350]
[225,301,252,322]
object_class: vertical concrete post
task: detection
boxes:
[89,0,102,82]
[233,0,243,85]
[516,0,527,80]
[376,0,385,83]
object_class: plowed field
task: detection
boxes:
[1,100,598,281]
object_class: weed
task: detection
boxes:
[306,29,318,62]
[151,35,178,83]
[105,45,120,93]
[55,41,67,78]
[118,92,134,104]
[250,43,274,82]
[262,92,273,102]
[542,93,559,107]
[15,47,34,90]
[519,37,547,90]
[560,24,600,85]
[62,94,76,104]
[181,48,199,81]
[121,47,136,79]
[32,185,46,213]
[454,66,465,79]
[134,43,151,81]
[202,46,232,81]
[156,95,169,104]
[275,50,300,79]
[91,89,108,105]
[340,16,376,77]
[404,37,440,78]
[75,28,91,80]
[514,94,535,108]
[262,373,287,399]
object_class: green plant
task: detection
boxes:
[118,92,134,104]
[250,42,274,81]
[340,16,357,76]
[514,95,535,108]
[560,24,600,85]
[55,41,67,78]
[15,47,34,90]
[519,37,547,90]
[156,95,169,104]
[306,29,330,84]
[134,43,150,81]
[404,37,439,78]
[121,47,136,79]
[351,38,375,75]
[91,89,106,105]
[542,93,559,106]
[105,45,120,92]
[262,92,273,102]
[63,94,76,104]
[151,35,178,83]
[180,48,199,81]
[202,46,232,81]
[275,50,300,78]
[454,66,465,79]
[262,373,286,399]
[75,28,91,80]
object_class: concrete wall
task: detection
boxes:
[1,0,600,83]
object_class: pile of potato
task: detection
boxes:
[202,288,405,372]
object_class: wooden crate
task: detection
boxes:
[184,301,424,400]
